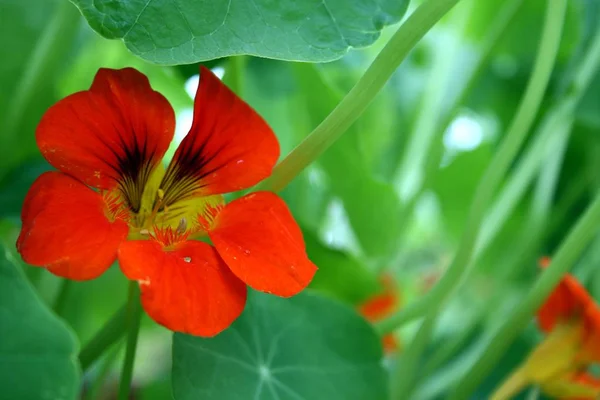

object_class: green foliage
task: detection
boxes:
[172,290,388,400]
[71,0,410,64]
[3,0,600,398]
[0,250,80,400]
[0,0,80,178]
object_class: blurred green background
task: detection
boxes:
[2,0,600,398]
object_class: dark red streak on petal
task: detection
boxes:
[17,171,128,280]
[158,66,279,206]
[36,68,175,212]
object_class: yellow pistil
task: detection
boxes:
[491,321,588,400]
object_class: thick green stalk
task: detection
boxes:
[85,340,124,400]
[79,305,128,371]
[475,106,573,257]
[391,0,566,396]
[476,17,600,255]
[258,0,462,192]
[224,56,246,96]
[118,282,142,400]
[450,193,600,399]
[53,279,72,317]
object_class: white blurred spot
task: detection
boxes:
[184,74,199,99]
[138,277,151,286]
[184,67,225,100]
[183,257,192,263]
[307,167,325,186]
[259,365,271,380]
[321,198,361,256]
[211,66,225,80]
[174,108,194,143]
[443,115,484,152]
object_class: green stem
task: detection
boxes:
[475,17,600,256]
[258,0,462,192]
[475,104,573,257]
[79,305,128,371]
[376,0,557,337]
[375,292,431,334]
[421,309,482,376]
[450,193,600,399]
[526,387,541,400]
[85,340,124,400]
[395,0,474,200]
[530,118,571,222]
[377,0,524,275]
[391,0,566,396]
[118,282,142,400]
[224,56,246,96]
[52,279,72,317]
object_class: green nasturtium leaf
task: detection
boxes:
[172,291,388,400]
[70,0,409,64]
[0,249,80,400]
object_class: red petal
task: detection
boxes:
[537,274,596,332]
[36,68,174,201]
[209,192,317,297]
[582,302,600,361]
[159,67,279,205]
[382,334,399,354]
[17,172,129,280]
[537,273,600,360]
[358,274,399,322]
[118,240,247,337]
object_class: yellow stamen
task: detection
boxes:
[490,321,587,400]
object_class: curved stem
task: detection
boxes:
[225,56,246,96]
[450,193,600,399]
[375,293,431,334]
[53,279,72,317]
[85,340,124,400]
[391,0,567,396]
[79,305,128,371]
[376,0,525,304]
[118,281,142,400]
[258,0,462,192]
[394,0,474,200]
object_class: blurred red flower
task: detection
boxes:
[357,274,400,353]
[491,258,600,399]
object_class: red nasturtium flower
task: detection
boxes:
[491,258,600,400]
[357,274,400,353]
[16,66,317,337]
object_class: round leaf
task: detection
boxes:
[172,290,388,400]
[71,0,410,64]
[0,250,80,400]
